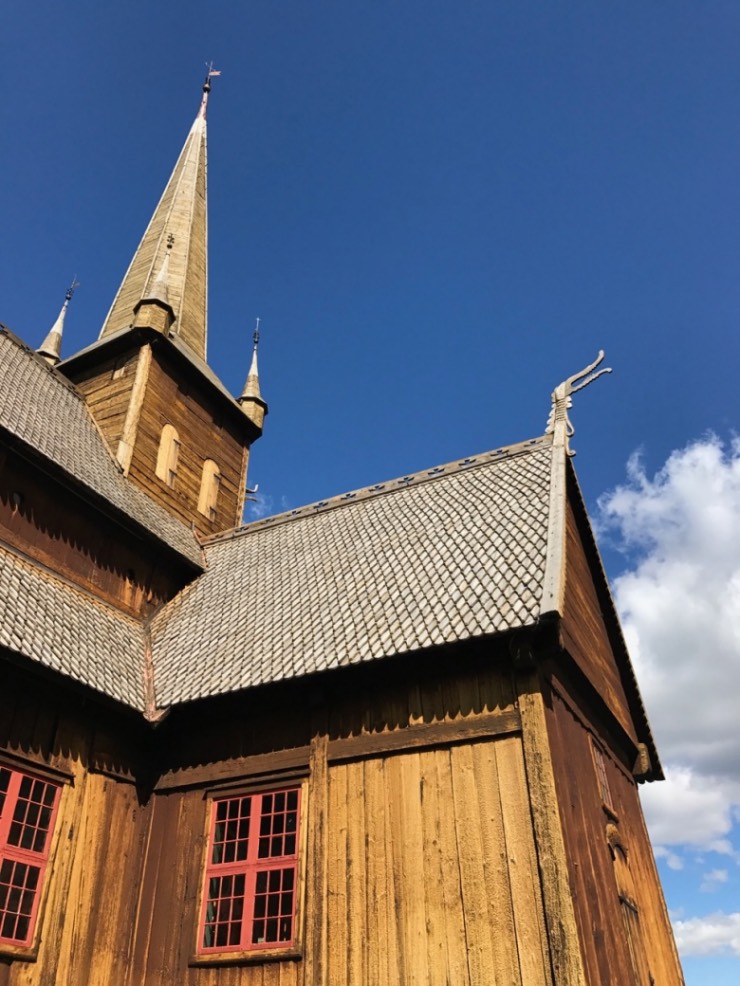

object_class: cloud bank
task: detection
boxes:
[598,436,740,960]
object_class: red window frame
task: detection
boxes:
[199,786,301,955]
[0,766,61,947]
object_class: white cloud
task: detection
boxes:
[673,912,740,957]
[700,869,728,893]
[598,436,740,852]
[654,846,684,871]
[243,492,291,522]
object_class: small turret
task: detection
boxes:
[37,279,79,366]
[238,319,268,431]
[132,233,176,334]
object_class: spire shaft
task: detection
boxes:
[97,81,211,360]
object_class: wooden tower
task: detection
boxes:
[58,76,265,538]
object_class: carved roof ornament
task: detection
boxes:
[545,351,612,455]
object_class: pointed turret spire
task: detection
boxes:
[98,72,219,360]
[37,279,79,366]
[238,319,268,430]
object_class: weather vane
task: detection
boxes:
[203,62,222,90]
[253,316,260,349]
[65,277,80,302]
[546,350,612,455]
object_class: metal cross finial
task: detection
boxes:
[546,350,612,455]
[253,317,261,349]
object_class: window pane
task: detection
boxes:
[0,858,41,945]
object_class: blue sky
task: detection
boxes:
[3,3,740,980]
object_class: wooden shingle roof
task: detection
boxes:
[0,327,203,568]
[0,545,146,709]
[151,437,554,705]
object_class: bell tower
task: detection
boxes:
[58,75,265,537]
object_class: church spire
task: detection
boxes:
[98,73,217,360]
[238,319,268,430]
[37,279,79,366]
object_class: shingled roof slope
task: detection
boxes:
[0,327,203,567]
[151,437,553,706]
[0,545,146,709]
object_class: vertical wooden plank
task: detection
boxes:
[388,752,429,986]
[363,758,393,986]
[472,740,522,984]
[325,762,349,984]
[517,673,587,986]
[418,748,468,985]
[495,736,553,985]
[304,733,328,986]
[344,759,367,986]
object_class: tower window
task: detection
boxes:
[0,766,61,948]
[155,424,180,488]
[198,459,221,521]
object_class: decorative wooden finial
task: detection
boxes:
[546,351,612,455]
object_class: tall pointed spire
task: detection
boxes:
[37,279,79,366]
[238,319,268,430]
[98,73,216,360]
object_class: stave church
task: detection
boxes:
[0,77,684,984]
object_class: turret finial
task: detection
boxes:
[37,277,79,366]
[546,351,612,455]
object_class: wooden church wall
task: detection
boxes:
[0,449,189,618]
[130,649,555,985]
[543,679,684,986]
[71,346,141,455]
[561,494,638,746]
[0,662,152,986]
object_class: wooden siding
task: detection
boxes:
[561,495,638,745]
[135,734,551,983]
[0,662,151,986]
[126,351,248,534]
[544,678,684,985]
[73,347,141,454]
[0,448,189,616]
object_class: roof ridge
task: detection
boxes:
[205,434,554,545]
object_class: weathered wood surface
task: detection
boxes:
[68,342,253,534]
[0,448,190,617]
[73,348,141,454]
[0,650,555,985]
[544,678,684,985]
[0,662,150,986]
[126,352,248,534]
[561,496,638,745]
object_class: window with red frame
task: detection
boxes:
[0,766,61,947]
[199,787,301,954]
